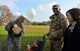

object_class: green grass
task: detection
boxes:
[0,25,50,51]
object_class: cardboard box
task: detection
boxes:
[12,24,22,34]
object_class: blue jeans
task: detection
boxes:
[6,35,21,51]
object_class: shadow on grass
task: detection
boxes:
[0,34,50,51]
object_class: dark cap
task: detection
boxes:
[19,15,25,21]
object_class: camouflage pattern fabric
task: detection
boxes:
[49,12,68,51]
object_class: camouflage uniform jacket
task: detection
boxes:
[5,19,24,37]
[49,12,68,40]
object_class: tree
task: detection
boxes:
[0,5,13,25]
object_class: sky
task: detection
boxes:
[0,0,80,22]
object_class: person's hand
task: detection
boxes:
[46,33,50,37]
[45,33,52,40]
[48,33,58,39]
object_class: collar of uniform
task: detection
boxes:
[50,12,61,19]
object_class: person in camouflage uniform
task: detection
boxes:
[47,4,68,51]
[5,15,25,51]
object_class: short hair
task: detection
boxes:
[66,8,80,21]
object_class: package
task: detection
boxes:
[12,24,22,34]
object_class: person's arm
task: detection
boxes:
[53,14,68,38]
[5,21,13,31]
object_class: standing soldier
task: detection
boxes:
[47,4,68,51]
[5,15,25,51]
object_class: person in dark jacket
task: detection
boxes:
[62,8,80,51]
[5,15,25,51]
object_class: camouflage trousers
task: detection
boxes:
[50,38,62,51]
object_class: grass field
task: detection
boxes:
[0,25,50,51]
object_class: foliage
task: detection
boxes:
[0,5,13,26]
[32,21,50,25]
